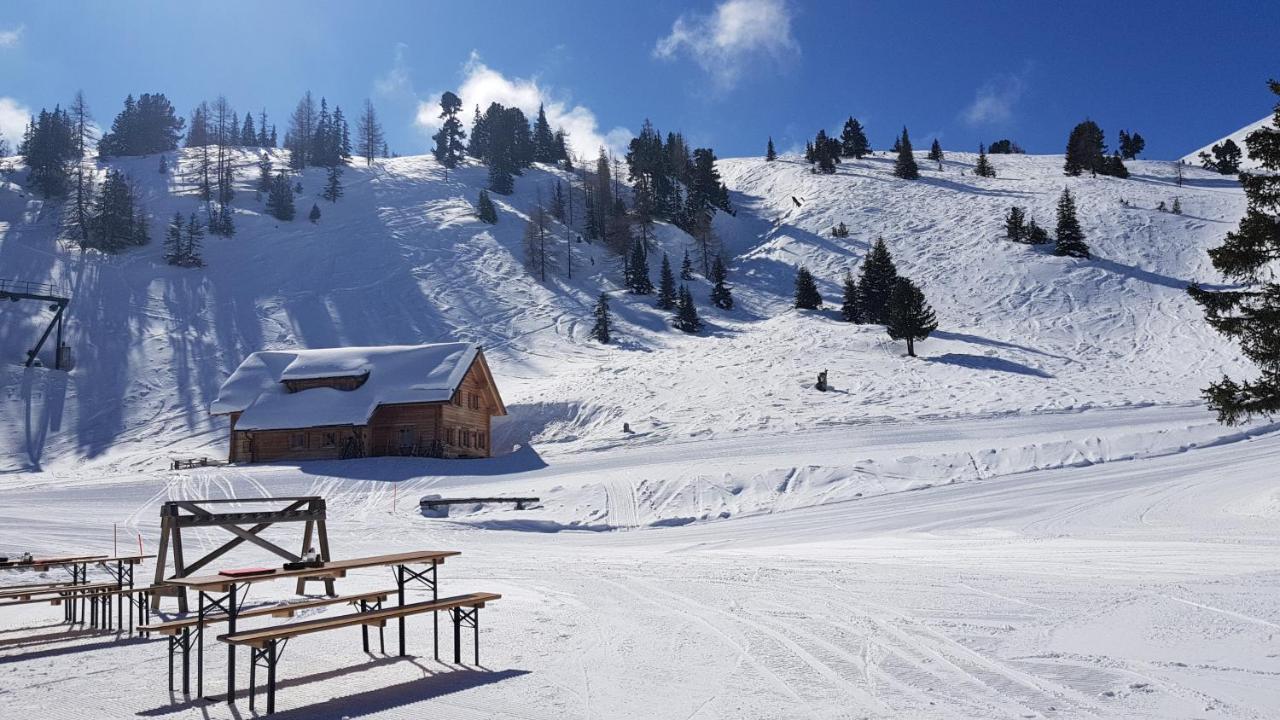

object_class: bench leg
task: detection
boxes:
[475,608,480,665]
[397,566,406,656]
[452,608,461,664]
[182,628,191,695]
[168,635,175,692]
[360,600,369,653]
[249,648,257,713]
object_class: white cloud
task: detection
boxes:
[374,43,414,99]
[962,70,1030,126]
[653,0,798,92]
[0,24,23,49]
[417,51,632,159]
[0,97,31,149]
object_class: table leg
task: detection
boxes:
[397,565,406,656]
[226,582,238,705]
[197,592,205,698]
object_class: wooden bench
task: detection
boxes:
[419,496,540,511]
[221,592,501,715]
[142,589,396,695]
[0,582,121,627]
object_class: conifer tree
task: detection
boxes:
[840,270,862,322]
[590,293,612,344]
[893,127,919,179]
[1026,218,1050,245]
[240,112,256,147]
[857,238,899,323]
[432,91,467,179]
[523,205,552,281]
[814,130,836,174]
[256,153,273,194]
[551,181,566,221]
[164,212,184,265]
[886,277,938,357]
[98,93,184,157]
[1064,119,1106,176]
[212,202,234,238]
[266,171,295,221]
[681,248,694,280]
[309,203,321,223]
[1199,139,1242,174]
[804,141,815,163]
[532,103,556,163]
[183,212,204,266]
[322,164,343,203]
[357,99,384,167]
[1118,130,1145,159]
[257,109,271,146]
[766,137,777,161]
[477,189,497,223]
[657,253,677,310]
[20,105,77,198]
[627,239,654,294]
[158,155,168,174]
[1053,188,1090,258]
[675,285,703,333]
[1102,151,1130,178]
[927,139,943,163]
[709,254,733,310]
[68,91,95,243]
[1004,206,1027,242]
[840,117,870,158]
[793,266,822,309]
[1187,79,1280,424]
[974,143,997,177]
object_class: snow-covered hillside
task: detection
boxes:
[1181,115,1277,170]
[0,147,1254,485]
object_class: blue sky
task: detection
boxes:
[1,0,1276,161]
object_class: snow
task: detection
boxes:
[1,144,1277,718]
[212,342,479,430]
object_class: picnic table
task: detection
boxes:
[0,554,155,627]
[165,549,459,704]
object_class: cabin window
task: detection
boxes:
[452,393,462,407]
[289,433,306,450]
[446,427,456,445]
[477,432,486,450]
[321,432,337,448]
[398,427,414,449]
[468,392,481,410]
[461,429,471,448]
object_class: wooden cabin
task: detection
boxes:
[210,343,507,463]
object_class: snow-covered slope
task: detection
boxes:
[0,148,1253,485]
[1181,115,1277,170]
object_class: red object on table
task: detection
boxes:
[218,567,275,577]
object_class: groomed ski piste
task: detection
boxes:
[1,144,1277,719]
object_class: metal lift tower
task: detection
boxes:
[0,278,70,370]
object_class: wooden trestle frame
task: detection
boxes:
[151,497,334,612]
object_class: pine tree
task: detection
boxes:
[68,91,94,243]
[1187,79,1280,424]
[857,238,899,323]
[840,270,862,322]
[590,293,612,344]
[532,103,556,163]
[675,285,703,333]
[266,172,295,221]
[1199,139,1243,174]
[794,266,822,309]
[1119,130,1145,160]
[974,143,996,177]
[927,139,943,163]
[766,137,777,161]
[886,277,938,357]
[322,164,343,203]
[814,130,836,174]
[98,93,184,157]
[256,153,273,194]
[1102,151,1130,178]
[432,91,467,179]
[183,212,204,266]
[709,254,733,310]
[164,212,184,265]
[523,205,552,281]
[158,155,168,174]
[1026,218,1050,245]
[551,181,566,222]
[1064,119,1106,176]
[681,248,694,280]
[627,239,654,294]
[657,253,677,310]
[477,189,498,223]
[213,202,234,238]
[1053,188,1090,258]
[309,203,321,223]
[893,127,919,179]
[840,117,870,158]
[240,112,256,147]
[257,109,270,146]
[357,99,384,167]
[1004,206,1027,242]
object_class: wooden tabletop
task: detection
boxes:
[165,550,460,592]
[0,554,106,570]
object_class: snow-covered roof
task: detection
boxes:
[211,343,481,430]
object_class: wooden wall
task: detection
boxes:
[231,424,364,463]
[368,403,442,457]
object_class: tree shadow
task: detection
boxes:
[292,441,548,481]
[931,330,1076,363]
[928,353,1054,378]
